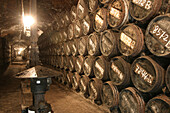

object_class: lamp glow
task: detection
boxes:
[23,15,35,27]
[18,48,25,55]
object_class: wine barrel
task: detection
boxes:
[100,29,119,57]
[87,0,99,13]
[77,0,88,20]
[166,65,170,91]
[75,55,84,74]
[83,56,95,77]
[93,8,108,32]
[107,0,129,28]
[66,72,74,87]
[63,11,71,27]
[93,56,109,81]
[70,6,77,22]
[71,39,79,56]
[78,36,88,56]
[79,75,90,98]
[68,56,76,72]
[60,43,65,56]
[64,56,69,70]
[87,32,101,56]
[145,95,170,113]
[72,72,81,91]
[74,19,83,38]
[61,29,68,42]
[67,23,74,40]
[101,81,119,108]
[119,87,145,113]
[129,0,169,23]
[145,14,170,57]
[131,56,165,93]
[64,41,72,56]
[118,24,144,57]
[109,56,131,88]
[56,43,61,55]
[88,78,103,104]
[82,14,94,35]
[59,56,64,69]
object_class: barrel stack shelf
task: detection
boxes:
[37,0,170,113]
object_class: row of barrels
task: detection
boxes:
[38,0,170,112]
[54,70,170,113]
[42,55,170,93]
[38,13,170,58]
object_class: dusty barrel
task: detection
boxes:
[145,14,170,57]
[82,14,94,35]
[60,43,65,56]
[88,78,103,104]
[87,0,99,13]
[66,72,74,87]
[131,56,165,93]
[77,0,88,19]
[118,24,145,57]
[83,56,95,77]
[68,56,76,72]
[75,55,85,74]
[145,95,170,113]
[93,8,108,32]
[72,72,81,91]
[64,41,72,56]
[63,11,71,27]
[119,87,145,113]
[87,32,101,56]
[59,56,64,69]
[129,0,169,23]
[101,81,119,108]
[67,23,74,40]
[70,6,77,22]
[107,0,129,28]
[64,56,69,70]
[74,20,83,38]
[166,65,170,91]
[100,29,119,57]
[71,39,79,56]
[61,29,68,42]
[93,56,109,81]
[109,56,131,88]
[78,36,88,56]
[79,75,90,98]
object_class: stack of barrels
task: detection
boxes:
[38,0,170,112]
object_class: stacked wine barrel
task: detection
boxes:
[38,0,170,112]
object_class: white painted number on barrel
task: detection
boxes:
[95,14,103,26]
[150,24,170,49]
[110,7,121,19]
[120,33,136,49]
[95,61,104,74]
[111,63,124,80]
[132,0,152,10]
[134,63,154,85]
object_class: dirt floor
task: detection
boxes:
[0,64,108,113]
